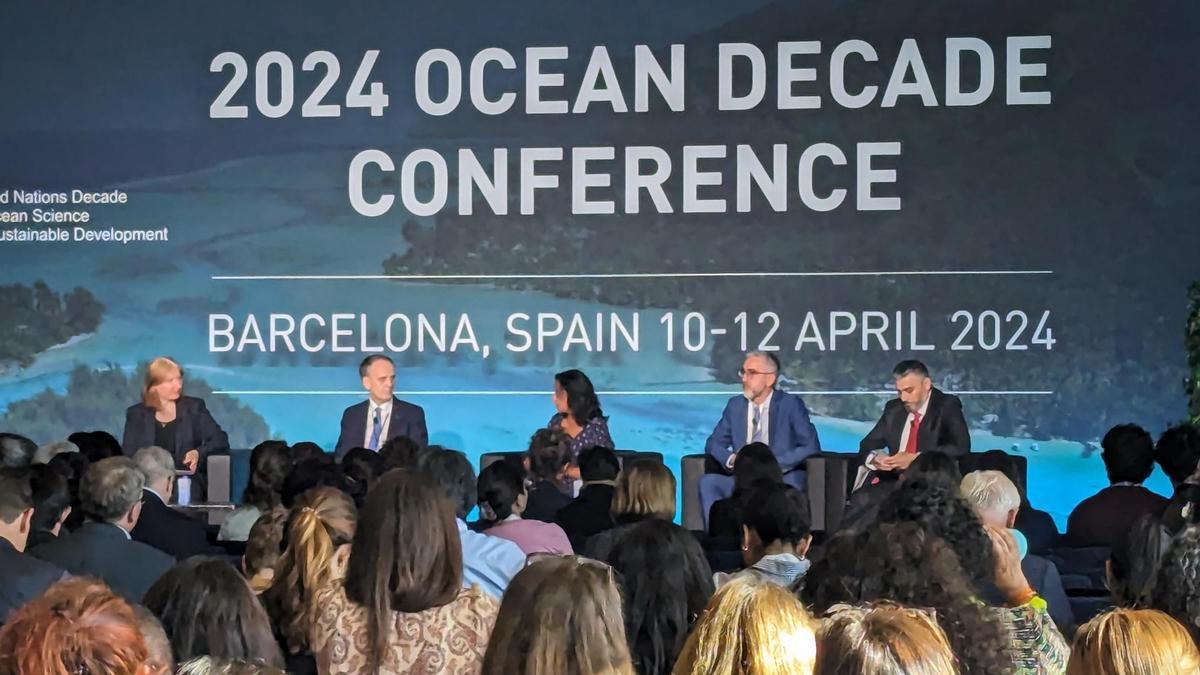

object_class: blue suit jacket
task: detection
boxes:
[704,390,821,473]
[334,397,428,461]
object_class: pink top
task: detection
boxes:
[485,518,574,556]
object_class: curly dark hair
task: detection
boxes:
[876,474,994,593]
[1152,525,1200,642]
[554,369,604,423]
[241,440,291,512]
[527,428,572,483]
[801,522,1012,675]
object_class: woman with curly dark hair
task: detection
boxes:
[1152,524,1200,643]
[803,522,1017,675]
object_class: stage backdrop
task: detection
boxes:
[2,1,1197,525]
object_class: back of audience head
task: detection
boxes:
[905,450,962,484]
[377,435,420,472]
[1107,513,1170,608]
[143,557,284,668]
[69,430,123,464]
[345,469,463,671]
[176,657,286,675]
[971,449,1030,504]
[803,522,1011,675]
[1157,423,1200,488]
[607,519,714,675]
[1067,608,1200,675]
[742,483,812,565]
[477,459,526,523]
[814,603,956,675]
[44,451,88,530]
[482,556,634,675]
[0,433,36,468]
[578,445,620,483]
[262,486,356,653]
[279,455,344,509]
[81,456,144,528]
[1101,424,1156,485]
[673,575,816,675]
[960,470,1021,529]
[527,428,572,483]
[876,474,993,593]
[732,442,783,494]
[132,604,175,675]
[32,440,78,466]
[243,508,288,594]
[0,466,35,551]
[0,578,148,675]
[242,441,291,512]
[1151,524,1200,642]
[29,464,72,543]
[418,447,477,519]
[133,445,175,500]
[340,446,381,508]
[287,441,325,464]
[612,459,676,522]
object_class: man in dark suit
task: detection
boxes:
[334,355,428,461]
[856,360,971,488]
[32,456,174,604]
[0,467,66,625]
[556,446,620,550]
[131,445,211,560]
[700,351,821,528]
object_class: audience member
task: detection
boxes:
[803,523,1022,674]
[377,435,421,472]
[31,439,78,466]
[70,430,124,463]
[607,519,713,675]
[340,446,381,508]
[674,575,816,675]
[131,445,211,559]
[289,441,325,464]
[44,451,88,531]
[481,556,634,675]
[961,470,1075,633]
[1067,608,1200,675]
[1156,423,1200,534]
[220,440,290,542]
[478,460,572,555]
[556,445,621,550]
[1066,424,1169,547]
[420,448,526,598]
[585,459,676,560]
[143,557,284,668]
[261,486,356,670]
[31,456,173,603]
[0,467,65,625]
[132,603,175,675]
[0,433,36,468]
[838,449,963,534]
[242,508,288,594]
[814,603,957,675]
[0,578,149,675]
[715,483,812,589]
[1152,524,1200,643]
[312,469,500,675]
[177,657,286,675]
[280,456,346,508]
[1107,513,1171,608]
[524,428,574,522]
[26,463,72,549]
[706,442,782,550]
[973,448,1060,554]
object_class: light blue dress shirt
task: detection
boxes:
[456,518,526,598]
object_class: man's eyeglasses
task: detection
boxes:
[738,368,777,378]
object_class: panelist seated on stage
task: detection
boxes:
[122,356,228,500]
[857,359,971,486]
[700,351,821,528]
[334,354,428,461]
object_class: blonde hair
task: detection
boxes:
[482,556,636,675]
[673,575,816,675]
[142,356,183,409]
[815,603,957,675]
[1067,608,1200,675]
[612,460,676,520]
[261,488,356,653]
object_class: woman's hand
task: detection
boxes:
[182,449,200,473]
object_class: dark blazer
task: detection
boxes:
[704,390,821,474]
[131,489,212,560]
[555,483,616,551]
[334,397,428,461]
[858,388,971,464]
[524,479,574,523]
[122,396,229,468]
[31,521,174,604]
[0,537,65,625]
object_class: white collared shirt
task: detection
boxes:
[363,398,393,449]
[897,396,931,456]
[745,389,774,447]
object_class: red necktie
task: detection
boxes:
[904,412,922,454]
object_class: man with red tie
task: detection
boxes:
[855,360,972,488]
